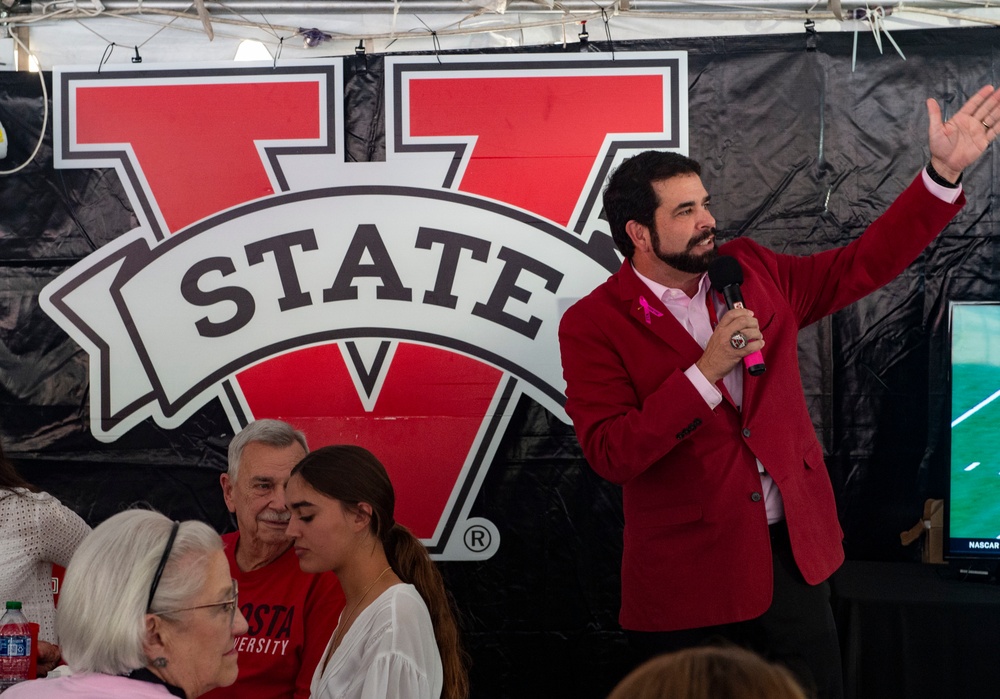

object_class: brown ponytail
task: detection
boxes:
[384,523,469,699]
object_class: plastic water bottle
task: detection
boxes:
[0,601,31,693]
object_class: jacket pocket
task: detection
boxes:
[803,442,826,470]
[635,502,703,528]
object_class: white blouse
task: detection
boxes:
[0,489,91,642]
[310,583,443,699]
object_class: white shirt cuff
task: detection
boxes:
[921,167,963,204]
[685,364,723,409]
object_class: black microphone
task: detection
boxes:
[708,255,766,376]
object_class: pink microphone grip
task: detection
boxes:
[744,350,765,376]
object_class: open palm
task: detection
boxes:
[927,85,1000,180]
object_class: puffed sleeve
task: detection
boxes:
[360,652,437,699]
[358,588,443,699]
[36,494,91,567]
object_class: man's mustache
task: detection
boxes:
[687,229,716,250]
[258,512,291,524]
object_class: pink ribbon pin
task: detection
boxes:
[638,296,663,325]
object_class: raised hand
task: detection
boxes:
[926,85,1000,182]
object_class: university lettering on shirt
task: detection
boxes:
[233,601,294,656]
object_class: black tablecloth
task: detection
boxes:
[831,560,1000,699]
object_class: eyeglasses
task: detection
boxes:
[154,580,240,625]
[146,521,180,613]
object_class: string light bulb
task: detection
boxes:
[299,28,332,48]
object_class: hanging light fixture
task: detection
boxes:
[299,28,332,48]
[0,119,7,160]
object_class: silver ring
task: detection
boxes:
[730,332,748,350]
[984,120,991,131]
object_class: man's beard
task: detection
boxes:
[651,226,718,274]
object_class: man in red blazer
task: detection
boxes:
[559,86,1000,699]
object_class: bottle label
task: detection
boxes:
[0,635,30,657]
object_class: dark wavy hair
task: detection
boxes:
[603,150,702,259]
[0,439,37,493]
[291,445,469,699]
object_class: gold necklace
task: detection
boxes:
[326,565,393,665]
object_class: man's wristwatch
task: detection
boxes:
[926,160,962,188]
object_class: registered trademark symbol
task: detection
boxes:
[464,524,492,552]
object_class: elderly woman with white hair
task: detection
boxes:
[4,509,249,698]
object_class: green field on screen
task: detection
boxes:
[951,362,1000,538]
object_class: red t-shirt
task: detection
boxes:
[203,532,345,699]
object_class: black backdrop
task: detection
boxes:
[1,25,998,698]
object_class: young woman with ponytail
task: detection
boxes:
[285,445,468,699]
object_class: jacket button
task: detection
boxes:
[742,428,751,438]
[750,492,762,502]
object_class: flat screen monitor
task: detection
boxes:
[947,301,1000,560]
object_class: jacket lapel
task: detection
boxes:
[617,262,743,410]
[618,263,741,400]
[617,262,701,356]
[706,287,741,410]
[725,274,774,417]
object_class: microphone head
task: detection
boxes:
[708,255,743,290]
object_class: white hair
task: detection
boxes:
[227,419,308,482]
[57,509,222,675]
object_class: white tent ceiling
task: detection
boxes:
[0,0,998,69]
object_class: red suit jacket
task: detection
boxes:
[558,175,964,632]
